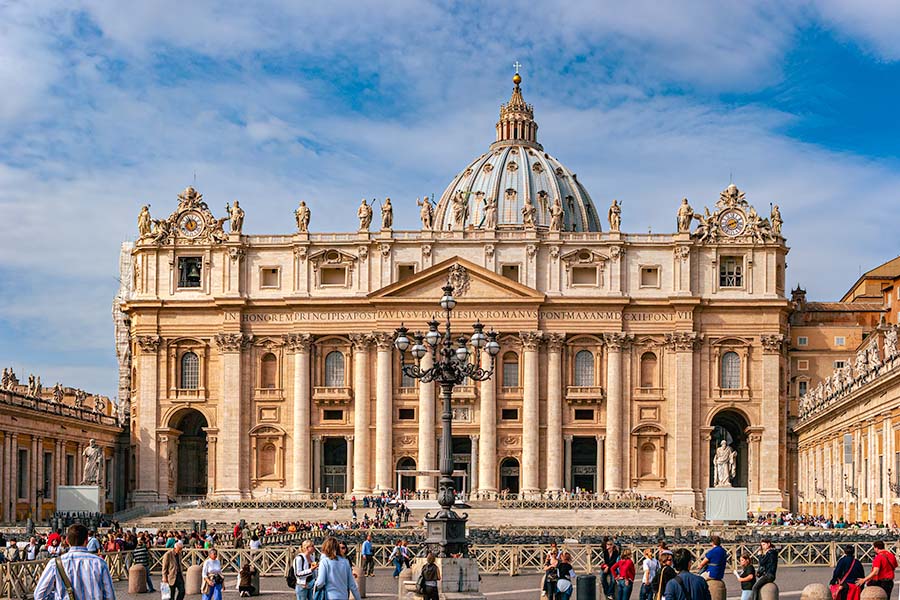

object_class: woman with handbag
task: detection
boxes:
[555,551,577,600]
[202,548,225,600]
[314,537,361,600]
[831,545,864,600]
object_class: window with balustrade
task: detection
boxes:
[180,352,199,389]
[574,350,594,386]
[325,351,345,387]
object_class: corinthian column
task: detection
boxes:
[665,331,699,509]
[760,334,787,509]
[286,333,312,497]
[478,349,498,495]
[603,332,632,494]
[520,331,543,497]
[417,351,436,492]
[214,332,251,499]
[546,334,565,492]
[350,334,372,495]
[134,335,161,505]
[374,333,394,491]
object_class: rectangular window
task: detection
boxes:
[834,360,845,369]
[177,257,203,288]
[572,266,597,286]
[798,381,808,396]
[502,361,519,388]
[400,370,416,388]
[17,448,28,499]
[66,454,75,486]
[320,267,347,286]
[835,336,846,347]
[640,266,660,288]
[797,360,809,371]
[398,408,415,420]
[501,264,520,282]
[397,265,416,282]
[43,452,53,496]
[501,408,519,421]
[261,267,280,288]
[797,336,808,346]
[574,409,594,421]
[323,409,344,421]
[843,434,853,464]
[719,256,743,288]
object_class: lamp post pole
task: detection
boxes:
[394,283,500,557]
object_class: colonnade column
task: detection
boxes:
[478,350,497,495]
[10,436,19,520]
[345,436,354,495]
[312,436,322,494]
[350,334,372,495]
[760,334,787,509]
[470,435,479,495]
[520,331,543,497]
[417,351,436,493]
[134,335,161,504]
[287,334,312,497]
[546,334,565,492]
[603,333,630,494]
[214,332,249,499]
[596,435,605,493]
[31,436,39,513]
[564,435,573,491]
[1,432,8,522]
[666,331,698,509]
[374,333,394,491]
[204,429,218,497]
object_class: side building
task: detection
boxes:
[119,74,791,513]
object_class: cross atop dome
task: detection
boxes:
[494,66,539,150]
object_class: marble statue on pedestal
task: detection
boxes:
[138,205,152,238]
[295,201,311,232]
[358,199,373,231]
[227,201,244,233]
[417,196,433,230]
[381,198,393,229]
[713,440,736,487]
[608,199,621,232]
[81,439,104,486]
[676,198,693,233]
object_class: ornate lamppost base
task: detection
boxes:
[423,510,469,557]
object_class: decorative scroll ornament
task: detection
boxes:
[283,333,312,352]
[214,332,253,353]
[545,333,566,351]
[518,330,544,350]
[603,332,634,351]
[349,333,373,351]
[760,333,787,354]
[448,264,470,297]
[664,331,701,352]
[674,246,691,262]
[228,247,246,262]
[136,335,162,353]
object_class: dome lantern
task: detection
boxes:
[493,72,541,151]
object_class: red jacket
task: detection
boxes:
[612,558,635,582]
[873,550,898,580]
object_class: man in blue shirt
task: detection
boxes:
[664,549,711,600]
[86,531,102,555]
[697,536,726,582]
[362,534,375,577]
[34,524,116,599]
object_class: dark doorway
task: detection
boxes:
[451,437,472,493]
[172,409,208,497]
[572,436,598,492]
[709,410,749,488]
[397,457,416,492]
[323,438,347,493]
[500,457,520,494]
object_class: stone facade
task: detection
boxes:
[120,76,791,513]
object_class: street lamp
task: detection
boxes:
[394,283,500,557]
[887,469,900,496]
[843,473,859,499]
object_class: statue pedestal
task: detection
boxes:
[401,558,485,600]
[705,487,747,521]
[57,486,104,514]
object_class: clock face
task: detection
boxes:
[719,209,745,237]
[178,212,204,238]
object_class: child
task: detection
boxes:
[734,554,756,600]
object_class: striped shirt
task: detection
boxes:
[33,546,116,600]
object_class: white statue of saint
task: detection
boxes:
[81,438,105,486]
[713,440,737,488]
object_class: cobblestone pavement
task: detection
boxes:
[113,566,854,600]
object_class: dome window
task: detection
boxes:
[532,162,544,174]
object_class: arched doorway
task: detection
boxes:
[709,410,749,488]
[323,438,347,493]
[172,409,208,497]
[397,457,416,492]
[500,457,520,494]
[571,437,598,492]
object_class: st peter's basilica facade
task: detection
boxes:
[118,75,790,513]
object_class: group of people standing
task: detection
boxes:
[830,541,898,600]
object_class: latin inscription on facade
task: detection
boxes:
[226,310,694,323]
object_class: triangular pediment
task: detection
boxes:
[369,257,544,303]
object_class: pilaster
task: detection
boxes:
[285,333,312,497]
[134,335,161,505]
[520,331,543,497]
[214,332,252,499]
[350,333,372,495]
[478,350,498,494]
[603,332,633,493]
[545,333,565,492]
[374,332,394,491]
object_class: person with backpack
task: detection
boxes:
[830,545,863,600]
[389,540,405,578]
[663,549,710,600]
[292,540,319,600]
[417,552,441,600]
[651,550,676,600]
[856,540,897,599]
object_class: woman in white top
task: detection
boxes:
[314,538,361,600]
[202,548,224,600]
[639,549,659,600]
[294,540,319,600]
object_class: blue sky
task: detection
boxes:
[1,0,900,398]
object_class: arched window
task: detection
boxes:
[180,352,199,389]
[260,353,278,389]
[640,352,658,388]
[400,367,416,389]
[502,352,519,387]
[574,350,594,386]
[259,443,276,477]
[721,351,741,389]
[325,351,345,387]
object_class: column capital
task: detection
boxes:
[545,333,566,352]
[595,434,605,442]
[283,333,313,353]
[349,333,373,352]
[136,335,162,353]
[518,330,544,351]
[312,435,322,442]
[664,331,701,352]
[470,434,480,442]
[345,435,355,442]
[373,332,394,351]
[760,333,788,355]
[603,332,634,351]
[214,332,253,353]
[564,434,574,442]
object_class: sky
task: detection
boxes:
[1,0,899,398]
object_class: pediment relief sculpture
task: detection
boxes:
[560,248,608,270]
[308,248,359,270]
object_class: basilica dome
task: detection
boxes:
[433,75,602,232]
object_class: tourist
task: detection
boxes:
[734,555,756,600]
[663,549,710,600]
[748,540,778,600]
[420,551,441,600]
[543,544,560,599]
[314,537,361,600]
[294,540,319,600]
[25,536,39,561]
[33,524,116,600]
[830,545,863,600]
[555,551,577,600]
[87,530,103,555]
[600,537,621,600]
[856,540,897,598]
[402,539,412,568]
[133,534,154,593]
[202,548,225,600]
[162,540,185,600]
[6,538,20,562]
[613,549,636,600]
[651,550,676,600]
[697,536,726,583]
[389,540,405,577]
[362,534,375,577]
[238,562,258,598]
[249,534,262,551]
[639,548,659,600]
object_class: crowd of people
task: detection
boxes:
[747,512,889,529]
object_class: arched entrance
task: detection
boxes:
[172,409,208,497]
[397,457,416,492]
[323,438,347,493]
[500,457,520,494]
[571,437,598,492]
[709,409,749,488]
